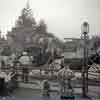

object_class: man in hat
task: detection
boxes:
[42,79,50,98]
[58,64,75,99]
[19,51,32,82]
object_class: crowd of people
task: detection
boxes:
[0,51,32,98]
[42,64,76,99]
[0,48,77,98]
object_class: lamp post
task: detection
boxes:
[81,21,89,97]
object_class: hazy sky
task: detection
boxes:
[0,0,100,40]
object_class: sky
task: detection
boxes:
[0,0,100,40]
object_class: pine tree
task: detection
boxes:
[16,1,36,28]
[36,19,47,34]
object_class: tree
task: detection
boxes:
[16,4,36,28]
[36,19,47,34]
[1,46,12,56]
[91,36,100,50]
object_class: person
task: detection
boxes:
[60,78,74,99]
[6,68,17,93]
[1,60,5,69]
[0,69,14,98]
[19,52,32,82]
[0,70,7,97]
[58,64,75,99]
[42,80,50,98]
[60,54,65,69]
[52,54,65,70]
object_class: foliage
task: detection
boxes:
[7,3,64,54]
[36,19,47,34]
[16,5,36,28]
[91,36,100,50]
[1,46,12,56]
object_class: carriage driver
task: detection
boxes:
[58,62,75,99]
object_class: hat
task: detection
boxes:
[22,52,27,55]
